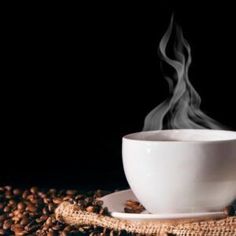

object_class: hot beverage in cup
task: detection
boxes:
[122,129,236,214]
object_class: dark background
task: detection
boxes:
[2,2,236,190]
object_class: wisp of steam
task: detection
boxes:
[143,16,224,131]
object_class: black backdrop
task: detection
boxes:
[2,2,236,190]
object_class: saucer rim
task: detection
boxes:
[100,189,225,220]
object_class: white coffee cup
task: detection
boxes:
[122,129,236,214]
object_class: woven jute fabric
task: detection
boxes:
[55,202,236,235]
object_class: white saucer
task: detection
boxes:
[100,189,226,222]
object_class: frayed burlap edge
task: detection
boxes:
[55,202,236,235]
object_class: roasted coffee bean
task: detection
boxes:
[43,207,49,215]
[53,198,63,205]
[75,194,84,200]
[84,197,93,204]
[30,186,38,194]
[20,216,30,226]
[26,203,37,213]
[94,189,109,198]
[124,200,145,213]
[60,231,68,236]
[0,214,6,222]
[86,206,94,213]
[45,216,53,226]
[48,203,56,213]
[13,188,22,196]
[26,224,40,233]
[44,197,51,204]
[27,194,37,204]
[5,191,12,199]
[3,206,11,213]
[39,215,48,222]
[0,203,4,210]
[47,230,57,236]
[93,200,103,207]
[22,190,29,199]
[38,192,47,199]
[25,221,39,232]
[0,229,6,235]
[52,224,63,231]
[5,186,12,191]
[17,202,25,211]
[13,209,21,216]
[63,225,72,232]
[66,190,77,196]
[11,224,26,235]
[3,219,13,230]
[8,199,16,206]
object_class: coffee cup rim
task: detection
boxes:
[123,129,236,143]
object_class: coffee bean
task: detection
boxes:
[0,214,6,222]
[0,203,4,210]
[0,229,6,235]
[8,199,16,207]
[63,225,72,232]
[27,194,37,204]
[48,203,56,213]
[42,207,49,215]
[3,206,11,213]
[124,200,145,213]
[22,190,29,199]
[17,202,25,211]
[86,206,94,213]
[13,209,21,216]
[12,215,22,224]
[20,216,30,226]
[53,198,62,205]
[11,224,26,235]
[40,215,48,222]
[13,189,22,196]
[94,200,103,207]
[47,230,57,236]
[38,192,47,199]
[84,197,93,205]
[30,187,38,194]
[75,194,84,200]
[62,196,72,201]
[46,217,53,226]
[52,224,62,231]
[26,203,37,213]
[5,192,12,200]
[44,197,51,204]
[66,190,77,196]
[60,231,68,236]
[3,219,13,230]
[49,189,57,196]
[25,220,35,231]
[5,186,12,191]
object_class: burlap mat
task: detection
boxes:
[55,201,236,235]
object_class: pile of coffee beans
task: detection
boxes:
[0,186,130,236]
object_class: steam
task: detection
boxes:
[143,16,224,131]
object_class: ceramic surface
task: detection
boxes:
[122,129,236,214]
